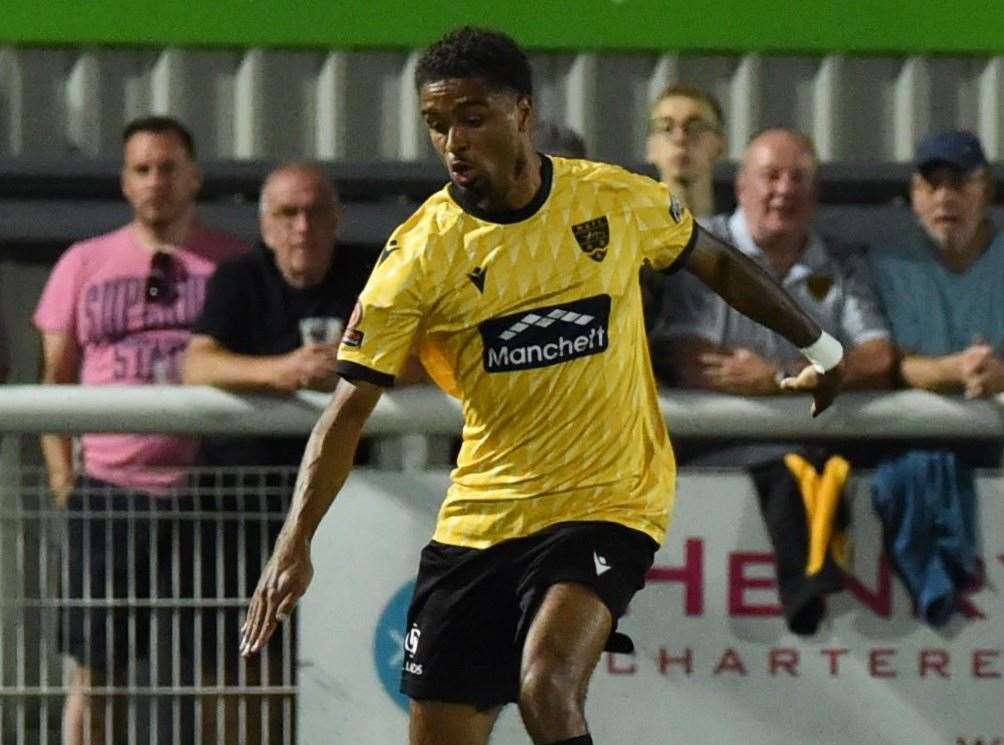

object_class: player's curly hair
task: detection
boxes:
[415,26,533,98]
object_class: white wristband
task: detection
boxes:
[799,331,843,373]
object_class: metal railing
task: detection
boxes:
[0,384,1001,744]
[0,466,296,745]
[1,384,1003,439]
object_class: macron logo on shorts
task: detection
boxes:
[593,552,612,576]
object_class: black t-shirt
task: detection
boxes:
[192,243,370,467]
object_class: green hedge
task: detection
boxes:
[6,1,1003,54]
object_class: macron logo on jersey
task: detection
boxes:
[479,295,611,373]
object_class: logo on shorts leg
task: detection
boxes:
[403,623,423,675]
[373,579,416,711]
[593,551,612,576]
[404,624,421,655]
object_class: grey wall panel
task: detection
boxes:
[1,46,1001,165]
[340,50,414,160]
[592,54,656,164]
[760,56,819,137]
[528,52,580,139]
[926,56,981,135]
[840,56,903,163]
[0,47,75,157]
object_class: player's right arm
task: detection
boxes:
[39,330,81,505]
[242,213,434,655]
[241,376,383,656]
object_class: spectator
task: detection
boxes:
[184,161,367,465]
[869,130,1004,400]
[866,130,997,624]
[646,83,726,218]
[651,128,894,402]
[642,84,727,331]
[33,115,247,745]
[182,161,368,743]
[650,128,894,634]
[533,119,587,158]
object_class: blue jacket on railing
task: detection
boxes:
[871,450,981,627]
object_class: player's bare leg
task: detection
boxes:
[409,700,502,745]
[518,582,611,744]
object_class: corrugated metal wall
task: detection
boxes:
[1,46,1002,164]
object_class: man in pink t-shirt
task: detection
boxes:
[33,115,247,744]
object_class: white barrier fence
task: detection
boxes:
[0,386,1001,744]
[1,385,1004,439]
[0,468,297,745]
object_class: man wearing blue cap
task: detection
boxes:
[869,130,1004,399]
[867,131,995,630]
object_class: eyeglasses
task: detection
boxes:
[267,204,336,226]
[144,250,185,305]
[650,117,720,141]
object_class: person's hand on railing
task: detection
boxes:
[240,529,314,656]
[698,347,785,396]
[957,342,1004,400]
[780,361,844,417]
[274,344,340,393]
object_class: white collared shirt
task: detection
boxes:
[651,208,889,369]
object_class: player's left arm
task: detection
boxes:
[677,223,843,416]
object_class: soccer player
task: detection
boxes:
[241,27,843,745]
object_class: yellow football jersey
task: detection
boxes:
[338,156,695,548]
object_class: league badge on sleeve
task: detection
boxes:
[669,194,684,224]
[342,302,365,348]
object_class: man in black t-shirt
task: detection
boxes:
[182,161,368,744]
[184,160,369,466]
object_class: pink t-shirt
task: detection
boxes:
[34,223,248,492]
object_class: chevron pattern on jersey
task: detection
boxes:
[340,156,696,548]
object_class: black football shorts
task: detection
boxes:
[400,520,657,708]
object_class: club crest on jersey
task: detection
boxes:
[571,216,609,262]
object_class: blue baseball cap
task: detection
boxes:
[913,130,988,174]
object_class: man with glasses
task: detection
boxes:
[642,84,727,332]
[185,162,359,412]
[647,128,894,635]
[645,83,726,219]
[870,130,1004,398]
[650,128,893,415]
[33,115,247,745]
[182,161,402,743]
